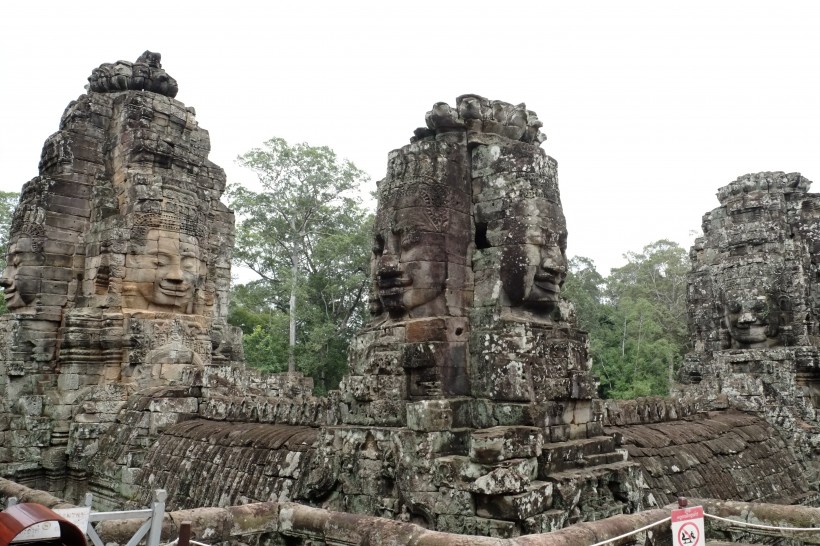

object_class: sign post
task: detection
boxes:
[671,505,705,546]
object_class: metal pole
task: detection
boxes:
[178,521,192,546]
[146,489,167,546]
[83,492,94,536]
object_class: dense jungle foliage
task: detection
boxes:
[562,241,689,398]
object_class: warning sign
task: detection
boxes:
[671,505,705,546]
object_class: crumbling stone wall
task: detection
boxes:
[606,409,813,507]
[85,380,337,510]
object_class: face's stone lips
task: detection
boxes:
[732,325,769,342]
[534,281,558,291]
[378,287,404,298]
[533,274,560,295]
[158,286,191,297]
[3,288,18,304]
[377,277,411,290]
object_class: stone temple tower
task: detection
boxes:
[678,171,820,483]
[0,52,242,492]
[316,95,643,535]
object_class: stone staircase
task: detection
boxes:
[423,423,646,537]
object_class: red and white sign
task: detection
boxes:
[10,506,90,542]
[671,505,705,546]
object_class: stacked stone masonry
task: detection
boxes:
[606,409,812,507]
[1,53,819,545]
[677,171,820,486]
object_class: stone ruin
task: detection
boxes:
[0,51,307,501]
[677,171,820,481]
[0,52,818,544]
[311,94,643,535]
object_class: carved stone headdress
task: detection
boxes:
[130,210,207,246]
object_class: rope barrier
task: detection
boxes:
[588,516,671,546]
[704,512,820,533]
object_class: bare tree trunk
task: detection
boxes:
[633,313,644,387]
[288,250,298,373]
[621,316,628,357]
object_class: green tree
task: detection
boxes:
[0,191,19,269]
[0,191,19,315]
[606,239,688,345]
[229,280,290,373]
[563,240,689,399]
[562,256,606,334]
[598,240,689,398]
[227,138,372,390]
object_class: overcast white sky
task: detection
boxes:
[2,1,820,277]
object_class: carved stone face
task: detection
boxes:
[500,212,568,312]
[722,288,779,348]
[125,229,204,312]
[0,236,44,310]
[372,208,447,319]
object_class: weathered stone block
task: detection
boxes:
[470,458,537,495]
[470,426,544,463]
[405,488,474,517]
[407,400,453,432]
[148,412,183,436]
[432,455,483,488]
[522,508,567,534]
[475,480,553,520]
[549,425,570,443]
[57,373,80,391]
[471,140,548,178]
[15,396,44,416]
[148,397,198,414]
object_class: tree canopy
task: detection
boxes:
[0,191,19,315]
[563,240,689,399]
[0,191,18,269]
[227,138,372,391]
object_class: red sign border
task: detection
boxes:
[676,521,700,546]
[671,505,704,523]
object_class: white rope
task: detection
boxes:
[705,512,820,532]
[588,516,672,546]
[160,510,818,546]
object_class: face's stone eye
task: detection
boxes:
[372,235,384,256]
